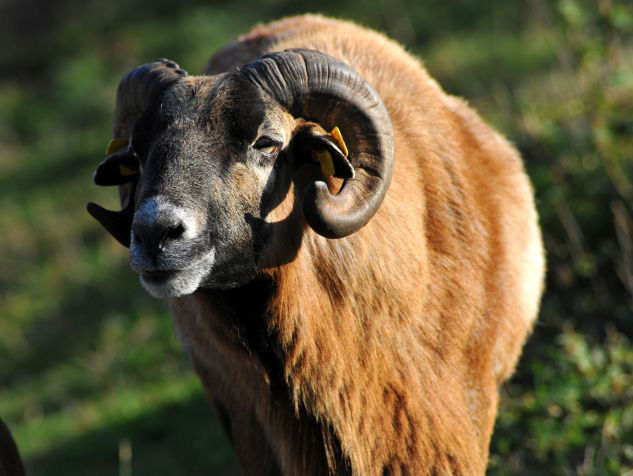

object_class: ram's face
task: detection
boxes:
[122,75,295,297]
[88,53,393,299]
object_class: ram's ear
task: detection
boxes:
[88,139,138,247]
[292,123,354,179]
[93,139,139,186]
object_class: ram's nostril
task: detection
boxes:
[131,198,196,258]
[158,222,186,251]
[167,223,185,240]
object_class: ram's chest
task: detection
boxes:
[168,292,335,475]
[169,293,270,406]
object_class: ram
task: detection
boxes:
[88,14,545,475]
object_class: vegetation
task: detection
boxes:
[0,0,631,474]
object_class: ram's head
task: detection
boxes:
[88,51,393,298]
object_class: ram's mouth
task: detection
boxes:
[136,248,216,298]
[141,269,177,283]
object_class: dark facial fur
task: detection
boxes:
[129,74,293,297]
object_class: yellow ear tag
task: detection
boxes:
[330,126,348,157]
[118,164,138,177]
[105,138,128,156]
[311,149,335,177]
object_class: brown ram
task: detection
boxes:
[88,14,545,475]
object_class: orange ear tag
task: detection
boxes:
[330,126,349,157]
[311,149,335,177]
[105,138,128,156]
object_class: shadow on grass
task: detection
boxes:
[26,393,240,476]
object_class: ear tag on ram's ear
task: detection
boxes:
[118,164,138,177]
[311,149,336,177]
[105,138,128,156]
[309,126,354,179]
[330,126,349,158]
[94,138,139,186]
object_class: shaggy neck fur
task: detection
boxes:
[172,203,498,475]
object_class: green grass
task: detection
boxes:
[1,0,632,474]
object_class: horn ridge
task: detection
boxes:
[113,59,188,139]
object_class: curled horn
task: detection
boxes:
[111,59,188,140]
[87,59,187,247]
[240,49,394,239]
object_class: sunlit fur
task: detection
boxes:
[167,15,545,475]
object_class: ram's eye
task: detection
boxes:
[253,136,281,156]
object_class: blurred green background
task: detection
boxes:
[0,0,631,474]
